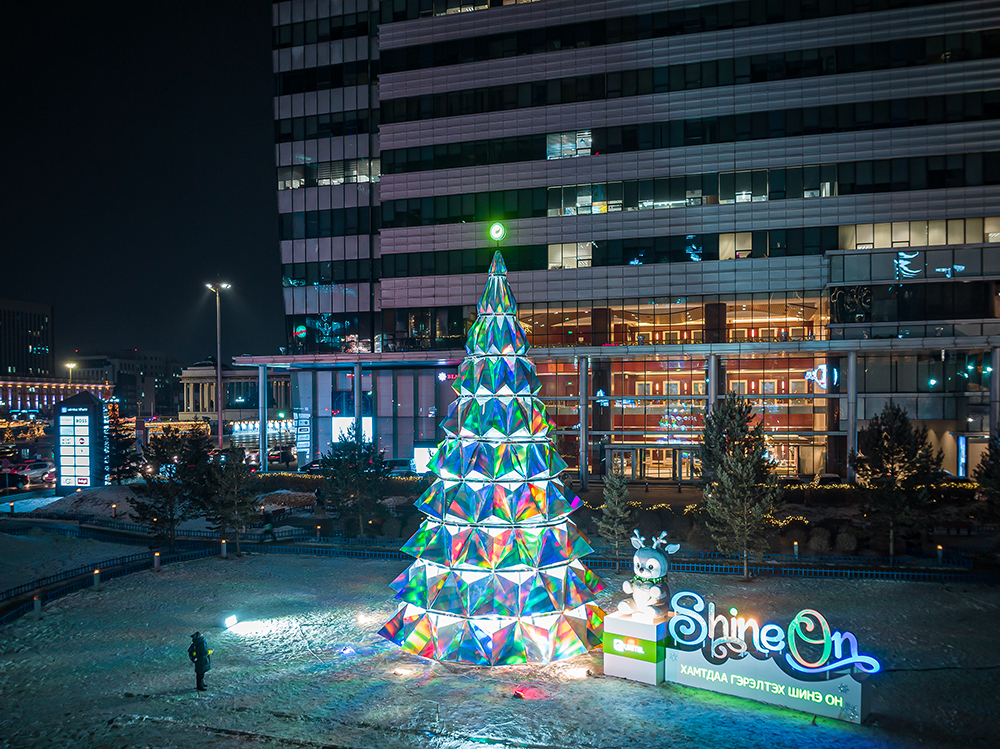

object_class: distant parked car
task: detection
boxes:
[778,476,807,487]
[298,460,326,474]
[15,461,54,484]
[1,470,27,490]
[813,473,845,486]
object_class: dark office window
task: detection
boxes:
[380,89,1000,173]
[379,30,1000,124]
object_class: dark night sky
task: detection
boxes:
[0,1,285,368]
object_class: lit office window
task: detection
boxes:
[547,242,593,269]
[546,131,592,160]
[277,158,380,190]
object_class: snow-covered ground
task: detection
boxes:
[0,529,144,591]
[1,540,997,749]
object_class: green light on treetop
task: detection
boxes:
[488,221,506,242]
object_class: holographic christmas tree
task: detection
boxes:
[379,252,605,666]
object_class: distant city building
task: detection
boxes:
[0,298,54,377]
[74,350,183,418]
[241,0,1000,480]
[0,376,113,419]
[178,360,291,442]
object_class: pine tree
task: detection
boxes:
[850,403,942,556]
[973,431,1000,521]
[379,252,604,665]
[107,411,137,485]
[320,422,391,538]
[701,392,781,579]
[205,447,259,556]
[131,427,211,550]
[597,466,635,571]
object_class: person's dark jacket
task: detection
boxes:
[188,634,211,674]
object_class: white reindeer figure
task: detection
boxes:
[618,530,680,620]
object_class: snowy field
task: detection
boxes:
[1,546,998,749]
[0,529,144,591]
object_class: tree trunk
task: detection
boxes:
[743,543,750,580]
[234,497,242,556]
[889,522,895,557]
[359,511,365,539]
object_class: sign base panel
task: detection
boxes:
[602,611,669,686]
[663,646,871,724]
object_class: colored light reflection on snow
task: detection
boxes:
[511,684,548,700]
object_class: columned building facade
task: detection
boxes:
[246,0,1000,481]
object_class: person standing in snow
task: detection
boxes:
[188,631,211,691]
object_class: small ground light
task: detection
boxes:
[225,615,238,628]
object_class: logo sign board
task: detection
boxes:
[293,408,312,463]
[55,395,107,496]
[661,591,878,723]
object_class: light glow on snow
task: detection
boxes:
[229,619,283,637]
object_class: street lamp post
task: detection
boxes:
[65,362,77,386]
[206,283,231,450]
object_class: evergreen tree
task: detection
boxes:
[973,431,1000,521]
[849,402,942,556]
[205,447,259,556]
[700,392,782,579]
[131,427,211,550]
[107,410,138,485]
[320,422,391,538]
[596,466,635,572]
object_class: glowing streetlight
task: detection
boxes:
[65,362,77,385]
[206,283,232,449]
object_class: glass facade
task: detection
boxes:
[260,0,1000,483]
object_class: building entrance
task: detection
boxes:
[605,444,701,481]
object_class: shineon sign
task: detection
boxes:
[663,591,880,723]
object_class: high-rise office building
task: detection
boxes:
[0,298,54,377]
[244,0,1000,481]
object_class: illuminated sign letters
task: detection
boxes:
[663,591,878,723]
[803,363,838,390]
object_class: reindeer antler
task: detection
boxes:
[631,529,646,548]
[651,531,669,550]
